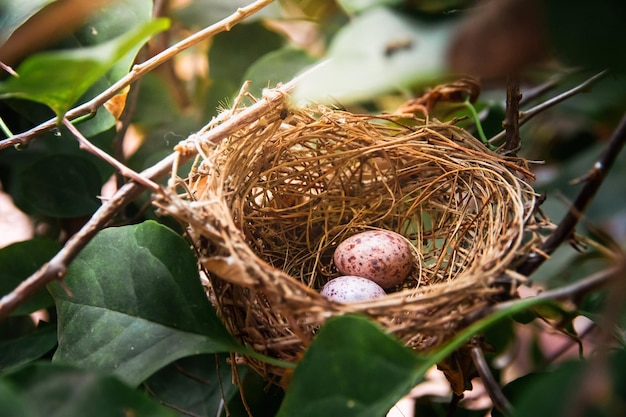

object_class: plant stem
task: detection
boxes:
[0,117,14,139]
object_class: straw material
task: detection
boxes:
[156,99,546,383]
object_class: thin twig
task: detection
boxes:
[62,118,161,191]
[0,74,299,320]
[494,266,620,313]
[113,83,141,191]
[516,111,626,276]
[502,75,521,154]
[489,70,608,145]
[469,339,513,415]
[0,0,276,150]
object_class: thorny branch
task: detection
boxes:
[0,0,276,150]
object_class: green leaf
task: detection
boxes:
[277,315,426,417]
[509,351,626,417]
[0,322,57,372]
[174,0,279,28]
[144,353,241,416]
[243,47,318,97]
[337,0,403,14]
[13,154,102,218]
[0,362,176,417]
[293,7,455,105]
[0,17,170,119]
[0,238,59,315]
[0,0,55,46]
[50,221,241,386]
[205,20,283,116]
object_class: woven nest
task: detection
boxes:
[157,100,545,383]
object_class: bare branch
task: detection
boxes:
[495,266,620,313]
[470,339,513,415]
[0,0,276,150]
[62,117,161,191]
[489,70,608,145]
[517,111,626,276]
[502,75,521,154]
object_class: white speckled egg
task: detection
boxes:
[333,230,412,289]
[320,276,386,302]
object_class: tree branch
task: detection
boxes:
[469,339,513,415]
[0,74,298,320]
[489,70,608,146]
[517,111,626,276]
[62,117,161,191]
[502,74,521,154]
[0,0,276,150]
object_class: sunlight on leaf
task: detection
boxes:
[293,7,455,105]
[0,17,170,120]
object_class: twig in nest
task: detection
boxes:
[0,0,276,151]
[517,111,626,276]
[489,70,608,146]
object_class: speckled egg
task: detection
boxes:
[333,230,412,289]
[320,276,386,303]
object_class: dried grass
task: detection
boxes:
[156,98,548,383]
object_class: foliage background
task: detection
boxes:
[0,0,625,416]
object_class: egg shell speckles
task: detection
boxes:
[320,276,386,303]
[333,230,413,289]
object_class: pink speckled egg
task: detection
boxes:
[320,276,386,303]
[333,230,412,289]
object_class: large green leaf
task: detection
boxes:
[0,322,57,372]
[243,47,318,97]
[0,362,176,417]
[50,221,242,386]
[0,18,169,119]
[277,315,427,417]
[0,0,55,46]
[12,154,102,218]
[508,349,626,417]
[292,7,455,105]
[144,353,241,416]
[174,0,279,28]
[0,238,59,315]
[204,21,283,118]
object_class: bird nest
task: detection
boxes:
[156,97,546,383]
